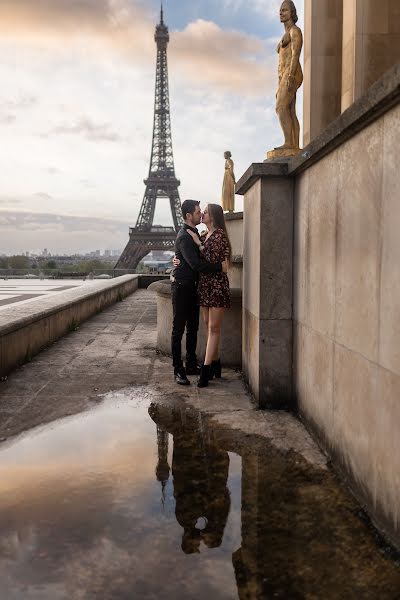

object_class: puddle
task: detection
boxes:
[0,391,399,599]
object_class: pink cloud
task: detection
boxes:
[0,0,272,94]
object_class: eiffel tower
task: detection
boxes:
[116,5,183,271]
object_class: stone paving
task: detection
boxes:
[1,289,400,598]
[0,289,326,469]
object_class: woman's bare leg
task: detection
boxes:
[201,307,209,330]
[204,308,225,366]
[201,307,209,364]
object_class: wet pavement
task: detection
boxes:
[0,290,399,599]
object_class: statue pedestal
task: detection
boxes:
[266,147,301,160]
[236,163,294,409]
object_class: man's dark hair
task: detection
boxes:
[181,199,200,220]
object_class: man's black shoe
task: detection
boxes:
[186,364,201,376]
[175,370,190,386]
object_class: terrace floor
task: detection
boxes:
[0,289,399,599]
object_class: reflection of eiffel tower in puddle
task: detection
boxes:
[116,5,183,271]
[155,426,170,506]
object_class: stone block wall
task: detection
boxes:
[304,0,400,142]
[225,212,243,290]
[342,0,400,110]
[293,102,400,546]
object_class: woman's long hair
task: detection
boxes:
[208,203,232,262]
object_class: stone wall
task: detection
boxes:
[303,0,343,145]
[293,101,400,546]
[341,0,400,111]
[225,212,243,290]
[303,0,400,142]
[236,64,400,546]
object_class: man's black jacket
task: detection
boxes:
[173,224,222,282]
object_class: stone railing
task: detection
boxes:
[0,275,139,377]
[149,280,242,367]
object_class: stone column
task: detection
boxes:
[236,164,294,409]
[342,0,400,111]
[303,0,343,146]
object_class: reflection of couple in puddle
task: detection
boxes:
[149,402,400,599]
[148,403,230,554]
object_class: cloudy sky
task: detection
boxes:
[0,0,304,254]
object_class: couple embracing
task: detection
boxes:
[171,199,231,388]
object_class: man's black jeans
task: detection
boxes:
[171,280,200,373]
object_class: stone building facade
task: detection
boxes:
[303,0,400,143]
[236,1,400,548]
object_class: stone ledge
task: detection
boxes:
[236,63,400,190]
[231,255,243,265]
[290,62,400,175]
[0,275,139,336]
[0,275,139,377]
[149,280,243,366]
[225,211,243,221]
[148,279,172,297]
[235,163,289,195]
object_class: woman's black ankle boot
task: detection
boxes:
[198,365,211,388]
[211,359,221,379]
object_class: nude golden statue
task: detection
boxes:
[267,0,303,159]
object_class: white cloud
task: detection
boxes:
[254,0,282,18]
[0,114,16,124]
[254,0,304,24]
[171,19,273,94]
[50,117,123,143]
[221,0,304,24]
[0,0,274,93]
[0,93,37,109]
[0,0,305,253]
[0,210,128,253]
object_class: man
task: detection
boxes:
[172,199,226,385]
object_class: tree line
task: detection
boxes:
[0,256,112,272]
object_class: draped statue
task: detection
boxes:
[222,151,235,213]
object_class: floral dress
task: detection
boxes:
[198,229,231,308]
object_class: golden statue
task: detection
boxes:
[267,1,303,160]
[222,151,235,213]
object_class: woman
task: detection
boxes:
[185,203,231,388]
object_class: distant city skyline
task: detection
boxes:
[0,0,304,253]
[1,249,123,257]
